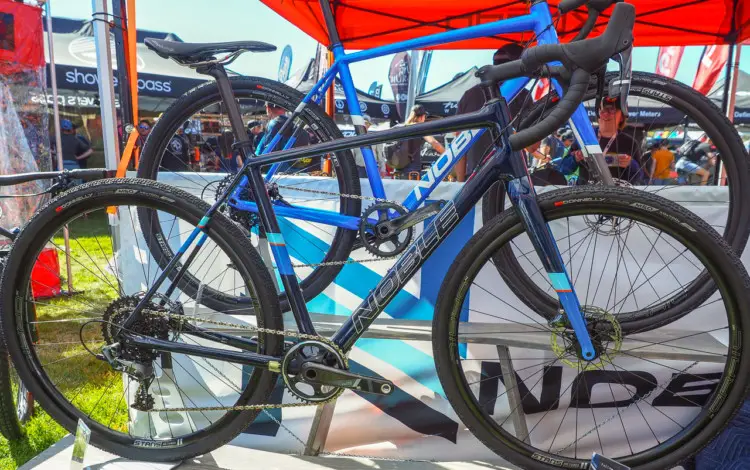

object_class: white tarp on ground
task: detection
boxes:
[117,175,732,463]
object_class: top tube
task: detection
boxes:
[340,2,555,64]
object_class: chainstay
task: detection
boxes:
[140,308,347,412]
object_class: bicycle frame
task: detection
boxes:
[224,0,607,229]
[122,96,597,367]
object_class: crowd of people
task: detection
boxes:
[48,40,718,188]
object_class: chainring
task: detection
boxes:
[359,202,413,258]
[281,340,346,403]
[214,175,259,229]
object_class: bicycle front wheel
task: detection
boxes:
[483,71,750,324]
[137,76,361,312]
[0,179,283,461]
[436,186,750,469]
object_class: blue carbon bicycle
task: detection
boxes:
[5,5,750,466]
[138,0,750,314]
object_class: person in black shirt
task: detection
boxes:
[162,124,191,172]
[558,99,645,185]
[257,103,312,173]
[59,119,92,170]
[455,43,529,181]
[247,120,265,154]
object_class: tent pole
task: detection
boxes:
[92,0,121,170]
[721,42,736,115]
[45,1,74,294]
[406,50,419,116]
[112,0,131,150]
[727,45,742,122]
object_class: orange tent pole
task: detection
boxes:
[322,50,334,174]
[127,0,138,126]
[117,0,139,175]
[326,50,334,117]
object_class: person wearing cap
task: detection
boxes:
[247,120,265,154]
[455,43,530,182]
[538,127,567,167]
[396,104,445,178]
[58,119,92,170]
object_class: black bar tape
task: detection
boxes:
[558,0,588,14]
[69,169,111,181]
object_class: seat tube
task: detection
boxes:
[246,165,316,335]
[332,45,387,199]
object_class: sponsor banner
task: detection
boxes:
[120,174,732,461]
[693,45,729,95]
[367,81,383,99]
[655,46,685,78]
[389,52,410,120]
[334,97,394,119]
[48,63,205,98]
[278,45,293,83]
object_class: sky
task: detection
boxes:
[51,0,750,100]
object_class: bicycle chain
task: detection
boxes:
[140,308,347,412]
[276,183,404,268]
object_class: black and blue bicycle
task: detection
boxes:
[135,0,750,319]
[2,5,750,468]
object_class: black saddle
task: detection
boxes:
[145,38,276,63]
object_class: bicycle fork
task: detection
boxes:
[506,175,596,360]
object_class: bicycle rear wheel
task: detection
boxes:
[483,71,750,323]
[436,186,750,469]
[0,179,283,461]
[137,76,361,312]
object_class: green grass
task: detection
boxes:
[0,212,124,469]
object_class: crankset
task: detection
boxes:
[355,200,444,256]
[377,200,445,234]
[299,362,394,396]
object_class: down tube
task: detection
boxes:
[332,149,504,352]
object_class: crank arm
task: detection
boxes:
[384,200,445,233]
[300,362,394,395]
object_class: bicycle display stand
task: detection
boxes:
[193,308,727,457]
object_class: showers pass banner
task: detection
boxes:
[119,174,731,463]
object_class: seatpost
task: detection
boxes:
[201,64,253,161]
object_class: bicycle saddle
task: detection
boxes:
[145,38,277,63]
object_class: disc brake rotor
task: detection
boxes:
[550,306,622,371]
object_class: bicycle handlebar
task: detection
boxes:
[475,2,634,151]
[560,0,622,41]
[0,169,113,187]
[559,0,619,15]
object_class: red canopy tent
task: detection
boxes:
[260,0,750,49]
[261,0,750,49]
[263,0,749,122]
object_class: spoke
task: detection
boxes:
[471,283,555,333]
